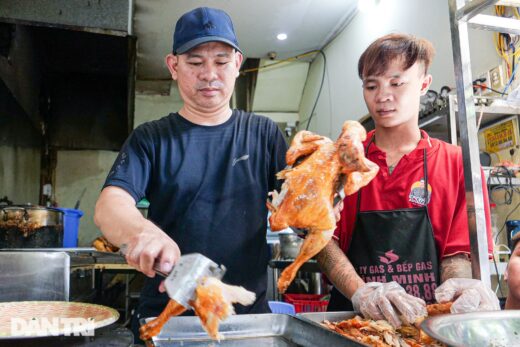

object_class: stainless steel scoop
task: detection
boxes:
[163,253,226,308]
[119,245,226,308]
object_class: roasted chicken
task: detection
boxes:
[191,277,256,340]
[139,277,255,341]
[139,299,187,341]
[268,121,379,293]
[92,236,119,252]
[322,303,452,347]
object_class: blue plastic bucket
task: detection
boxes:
[57,208,84,247]
[506,220,520,248]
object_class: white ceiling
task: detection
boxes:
[133,0,358,80]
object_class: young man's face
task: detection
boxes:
[165,42,243,114]
[362,59,432,129]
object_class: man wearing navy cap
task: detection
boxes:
[506,230,520,309]
[94,7,288,341]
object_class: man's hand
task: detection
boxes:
[352,281,427,328]
[435,278,500,313]
[124,224,181,278]
[94,186,181,286]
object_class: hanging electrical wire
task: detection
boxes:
[488,166,517,206]
[240,50,320,75]
[494,200,520,244]
[494,5,520,83]
[473,83,508,95]
[487,165,520,247]
[492,252,506,298]
[487,165,519,296]
[514,6,520,19]
[503,60,520,95]
[238,49,327,131]
[494,31,511,78]
[305,50,327,130]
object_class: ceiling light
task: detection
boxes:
[277,33,287,41]
[358,0,380,13]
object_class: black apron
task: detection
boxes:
[328,138,440,311]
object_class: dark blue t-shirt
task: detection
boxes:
[104,110,287,316]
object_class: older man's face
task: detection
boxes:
[166,42,243,114]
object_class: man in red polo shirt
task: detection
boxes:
[317,33,500,328]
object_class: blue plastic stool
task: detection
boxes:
[268,301,296,315]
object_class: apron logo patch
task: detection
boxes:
[378,249,399,264]
[408,179,432,206]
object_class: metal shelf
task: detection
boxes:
[415,95,520,146]
[454,96,520,126]
[483,166,520,186]
[448,0,520,286]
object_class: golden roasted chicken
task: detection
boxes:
[139,277,255,341]
[268,121,379,293]
[92,236,119,253]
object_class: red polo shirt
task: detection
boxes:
[333,130,493,259]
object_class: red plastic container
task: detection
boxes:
[283,294,329,313]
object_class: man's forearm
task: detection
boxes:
[316,240,364,299]
[440,253,472,282]
[94,186,154,246]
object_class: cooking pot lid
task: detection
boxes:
[1,205,63,213]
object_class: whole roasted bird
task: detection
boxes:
[139,277,255,341]
[267,121,379,293]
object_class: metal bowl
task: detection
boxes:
[279,232,303,259]
[421,310,520,347]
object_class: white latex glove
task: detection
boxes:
[351,281,427,328]
[435,278,500,313]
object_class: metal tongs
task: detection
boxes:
[290,174,347,237]
[120,245,226,308]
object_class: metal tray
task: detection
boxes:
[297,311,358,324]
[421,310,520,347]
[141,313,363,346]
[297,311,369,346]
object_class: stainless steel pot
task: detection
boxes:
[0,205,64,248]
[279,233,303,259]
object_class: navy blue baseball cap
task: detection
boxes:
[173,7,241,55]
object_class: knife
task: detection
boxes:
[119,244,226,308]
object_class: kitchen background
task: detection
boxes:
[0,0,502,246]
[4,0,520,303]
